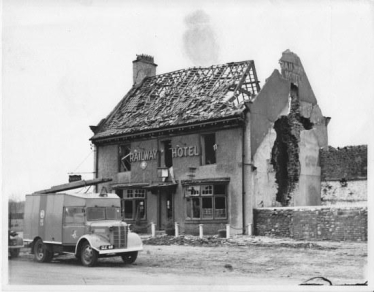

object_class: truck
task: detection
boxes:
[8,230,24,258]
[23,178,143,267]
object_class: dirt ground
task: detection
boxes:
[138,235,368,286]
[10,236,368,285]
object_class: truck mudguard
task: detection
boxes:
[75,232,143,255]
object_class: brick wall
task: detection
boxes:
[320,145,367,181]
[254,206,367,241]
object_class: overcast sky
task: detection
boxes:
[2,0,374,200]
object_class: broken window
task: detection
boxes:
[185,184,227,220]
[161,140,173,168]
[119,144,131,172]
[118,189,146,220]
[202,133,217,165]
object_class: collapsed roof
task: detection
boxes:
[90,60,261,141]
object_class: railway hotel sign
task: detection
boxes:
[129,146,199,162]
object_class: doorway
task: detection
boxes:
[158,190,173,230]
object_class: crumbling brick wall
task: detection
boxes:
[320,145,367,181]
[254,206,367,242]
[319,145,367,205]
[271,84,313,206]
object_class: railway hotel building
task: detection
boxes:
[89,50,330,235]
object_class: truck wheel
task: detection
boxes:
[81,242,98,267]
[33,239,53,263]
[121,251,138,264]
[9,249,20,258]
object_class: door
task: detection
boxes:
[62,207,86,244]
[159,191,173,230]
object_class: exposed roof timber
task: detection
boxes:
[237,87,253,98]
[91,60,260,141]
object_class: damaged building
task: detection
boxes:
[89,50,329,235]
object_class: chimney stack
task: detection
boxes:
[133,54,157,85]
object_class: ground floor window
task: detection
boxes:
[117,189,146,220]
[185,184,227,220]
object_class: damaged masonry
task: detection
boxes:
[90,50,330,235]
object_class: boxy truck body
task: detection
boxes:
[23,192,143,266]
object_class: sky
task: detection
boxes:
[2,0,374,201]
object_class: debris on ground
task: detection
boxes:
[141,234,338,250]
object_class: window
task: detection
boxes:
[64,207,85,224]
[120,189,146,220]
[119,144,131,172]
[161,140,173,168]
[185,184,227,220]
[202,133,217,165]
[86,207,121,221]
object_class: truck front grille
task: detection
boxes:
[113,225,127,249]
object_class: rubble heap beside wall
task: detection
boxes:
[254,206,367,242]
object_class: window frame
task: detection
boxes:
[159,139,173,168]
[118,144,131,172]
[63,207,85,225]
[201,133,217,165]
[185,184,228,221]
[120,189,147,221]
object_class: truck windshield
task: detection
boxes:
[87,207,121,221]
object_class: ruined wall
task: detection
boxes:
[321,180,367,206]
[320,145,367,181]
[254,206,367,242]
[319,145,367,205]
[251,50,328,208]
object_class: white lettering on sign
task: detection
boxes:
[128,146,199,162]
[279,60,303,84]
[172,146,199,158]
[129,149,158,162]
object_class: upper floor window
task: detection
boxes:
[119,144,131,172]
[201,133,217,165]
[160,140,173,168]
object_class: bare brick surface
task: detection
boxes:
[254,206,367,242]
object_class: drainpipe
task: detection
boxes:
[242,102,252,235]
[242,124,246,235]
[94,144,99,193]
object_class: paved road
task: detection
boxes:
[7,249,299,286]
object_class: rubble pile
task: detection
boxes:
[141,235,337,250]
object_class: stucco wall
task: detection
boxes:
[97,144,119,192]
[295,130,321,206]
[95,127,246,234]
[250,50,328,208]
[254,206,367,241]
[321,180,367,206]
[253,128,278,207]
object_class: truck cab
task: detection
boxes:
[23,191,143,267]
